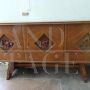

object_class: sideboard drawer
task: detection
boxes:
[68,52,90,63]
[22,24,65,61]
[0,52,25,61]
[0,52,11,61]
[26,52,64,62]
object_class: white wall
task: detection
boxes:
[0,0,90,23]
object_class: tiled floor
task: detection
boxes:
[0,63,90,90]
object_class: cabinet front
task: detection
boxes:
[22,25,64,62]
[66,24,90,63]
[0,25,25,61]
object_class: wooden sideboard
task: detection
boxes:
[0,23,90,82]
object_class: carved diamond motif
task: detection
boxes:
[35,34,53,51]
[78,33,90,50]
[0,34,14,51]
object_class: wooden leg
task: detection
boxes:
[79,64,88,83]
[6,62,14,80]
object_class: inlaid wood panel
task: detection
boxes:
[66,24,90,63]
[22,25,64,62]
[0,25,25,61]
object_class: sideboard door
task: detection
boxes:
[66,24,90,63]
[22,25,64,62]
[0,25,25,62]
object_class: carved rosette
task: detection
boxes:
[35,34,53,51]
[0,34,14,51]
[78,33,90,50]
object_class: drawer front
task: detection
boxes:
[22,25,64,61]
[26,52,64,62]
[66,52,90,63]
[0,52,25,61]
[66,24,90,62]
[0,25,25,61]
